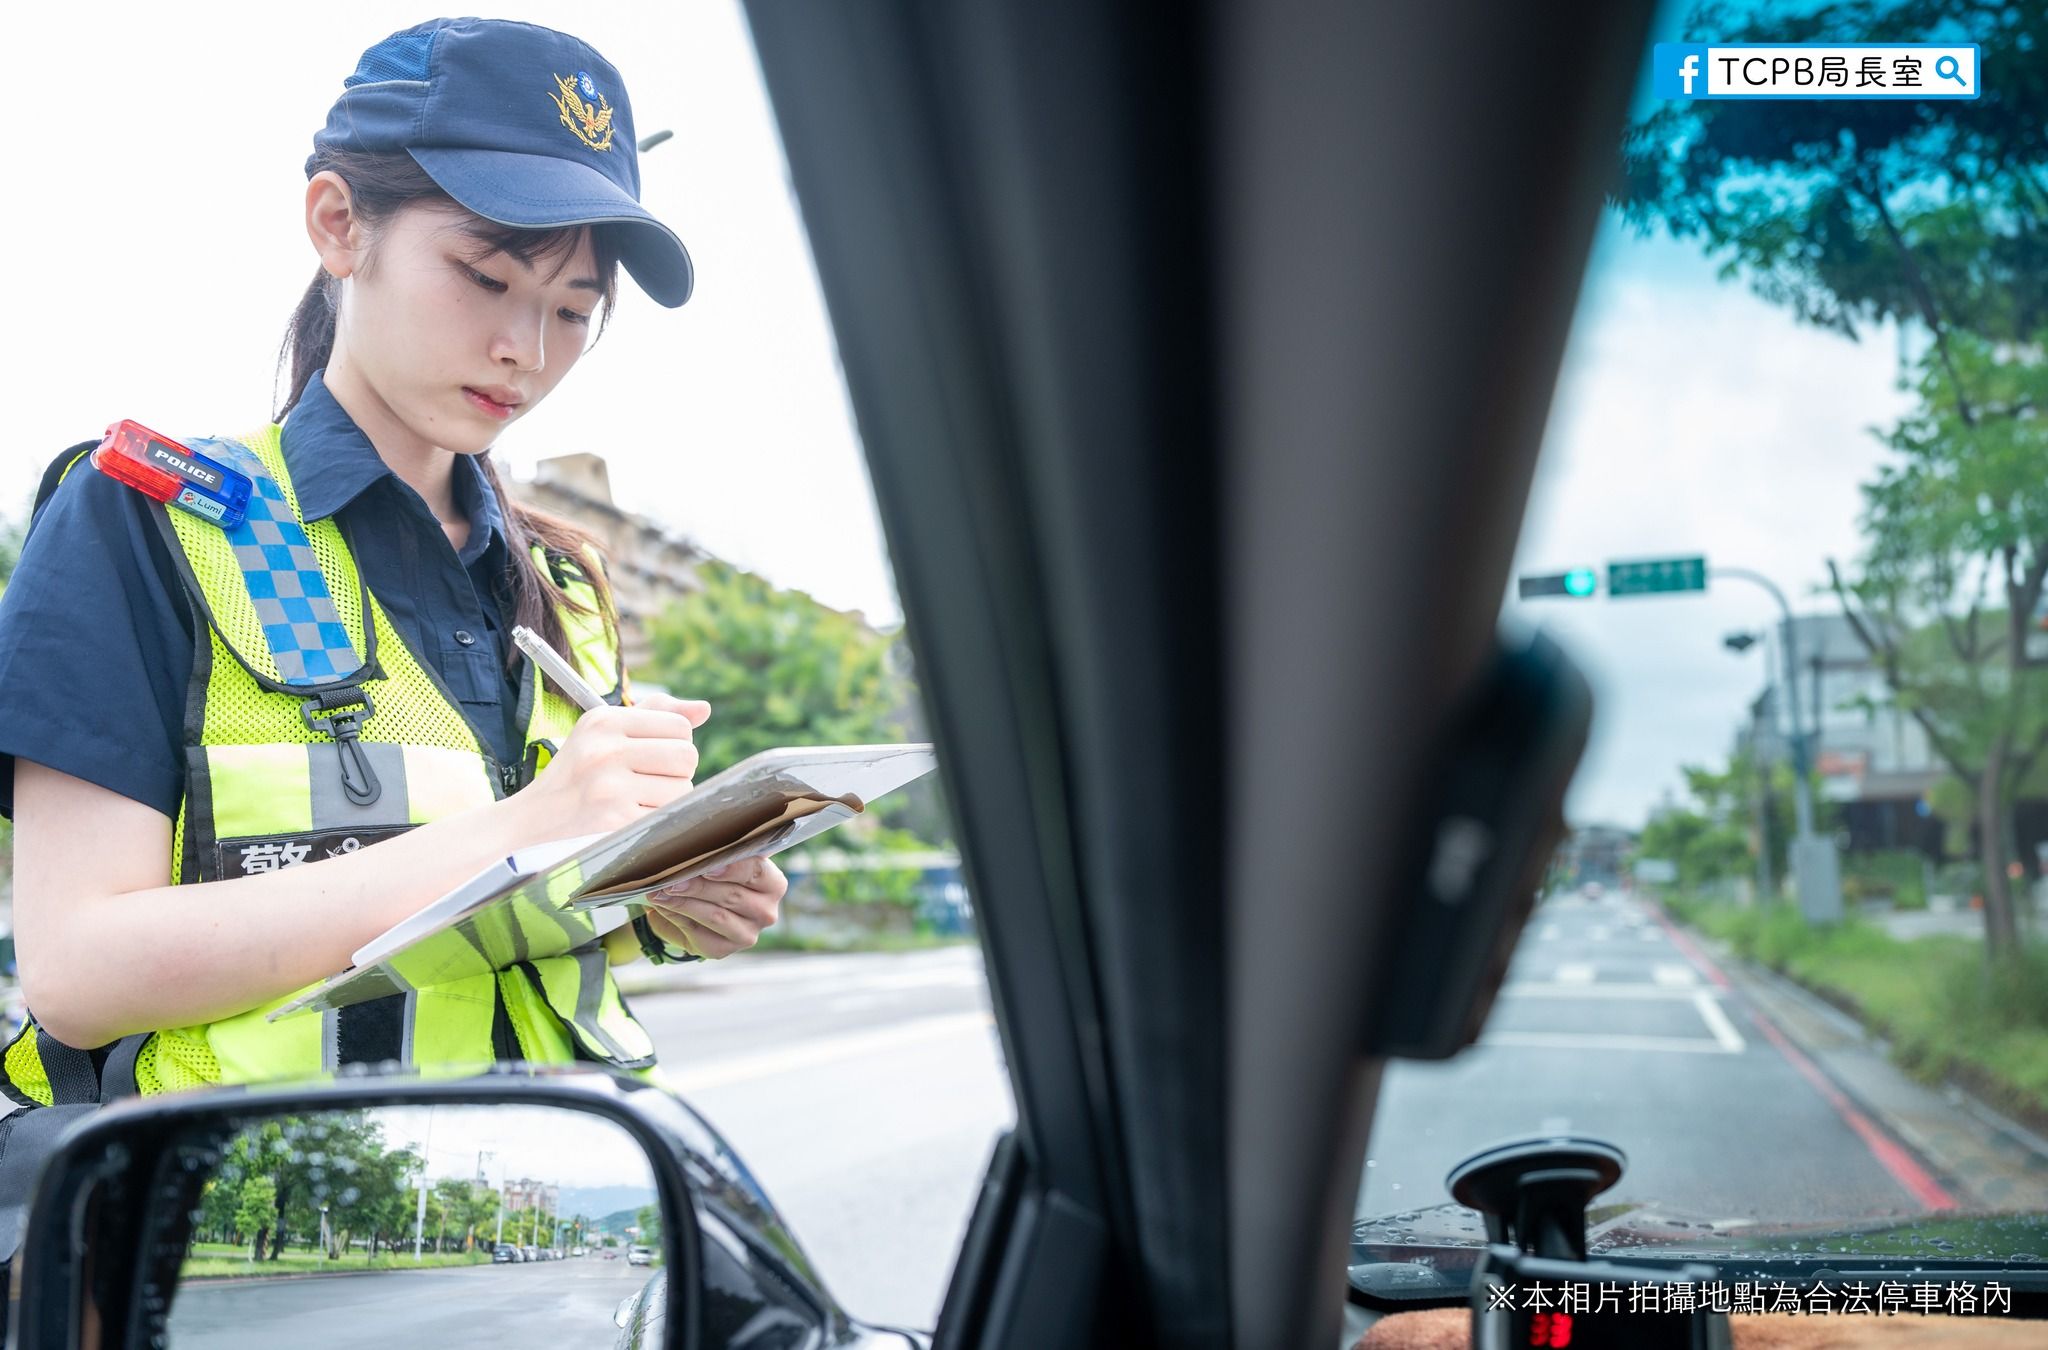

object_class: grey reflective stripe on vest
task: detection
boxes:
[398,989,419,1070]
[571,947,634,1064]
[309,743,409,824]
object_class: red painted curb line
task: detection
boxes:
[1640,901,1956,1213]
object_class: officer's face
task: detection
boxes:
[331,200,601,457]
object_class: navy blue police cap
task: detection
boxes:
[311,17,693,307]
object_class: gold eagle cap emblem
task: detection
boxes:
[550,71,616,152]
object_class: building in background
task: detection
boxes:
[509,454,709,672]
[503,1177,558,1215]
[1749,614,1944,857]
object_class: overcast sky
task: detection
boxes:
[1513,220,1914,829]
[9,3,1914,831]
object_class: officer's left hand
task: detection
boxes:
[642,856,787,959]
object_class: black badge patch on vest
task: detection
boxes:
[215,826,413,879]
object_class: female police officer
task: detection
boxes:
[0,18,785,1104]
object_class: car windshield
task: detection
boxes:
[1352,0,2048,1297]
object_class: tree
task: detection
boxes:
[198,1175,240,1246]
[235,1176,277,1261]
[639,561,911,782]
[634,1203,662,1251]
[1621,0,2048,959]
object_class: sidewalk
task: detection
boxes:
[1703,936,2048,1213]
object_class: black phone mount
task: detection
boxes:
[1450,1134,1732,1350]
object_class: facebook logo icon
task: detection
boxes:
[1653,43,1710,98]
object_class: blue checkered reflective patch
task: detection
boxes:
[190,438,364,687]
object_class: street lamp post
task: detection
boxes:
[1712,567,1842,923]
[1723,631,1774,904]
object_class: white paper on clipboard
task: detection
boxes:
[268,743,937,1020]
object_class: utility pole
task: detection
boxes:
[412,1109,435,1262]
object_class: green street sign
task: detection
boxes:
[1607,556,1706,597]
[1518,568,1599,600]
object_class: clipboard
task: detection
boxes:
[267,743,938,1019]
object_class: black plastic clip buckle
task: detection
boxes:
[300,687,381,807]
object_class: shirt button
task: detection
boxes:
[454,630,476,646]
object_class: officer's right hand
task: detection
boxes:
[512,692,712,837]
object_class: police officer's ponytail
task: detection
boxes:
[277,147,624,678]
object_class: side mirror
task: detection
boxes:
[12,1072,702,1349]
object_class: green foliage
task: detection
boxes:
[1840,848,1929,909]
[639,561,909,782]
[634,1203,662,1250]
[638,562,953,849]
[789,822,933,907]
[1618,0,2048,349]
[1637,748,1827,893]
[1638,808,1750,891]
[1622,0,2048,958]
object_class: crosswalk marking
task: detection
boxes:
[1694,991,1747,1053]
[1554,962,1596,984]
[1652,963,1699,987]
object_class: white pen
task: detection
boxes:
[510,624,607,711]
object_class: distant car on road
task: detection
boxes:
[523,1245,539,1261]
[492,1244,517,1264]
[1581,881,1604,900]
[601,1247,618,1260]
[627,1245,653,1266]
[572,1246,586,1257]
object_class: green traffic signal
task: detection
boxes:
[1563,568,1597,597]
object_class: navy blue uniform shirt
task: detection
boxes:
[0,369,527,819]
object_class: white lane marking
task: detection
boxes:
[1481,1031,1737,1055]
[1501,983,1706,1001]
[1554,963,1596,984]
[671,1011,997,1091]
[1693,991,1747,1053]
[844,969,988,991]
[1652,963,1699,987]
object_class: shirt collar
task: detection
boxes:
[280,368,509,565]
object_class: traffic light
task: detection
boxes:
[1518,568,1598,600]
[1607,556,1706,598]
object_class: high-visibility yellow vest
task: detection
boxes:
[0,425,657,1106]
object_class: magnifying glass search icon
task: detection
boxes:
[1936,54,1967,86]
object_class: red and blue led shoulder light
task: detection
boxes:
[92,421,252,528]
